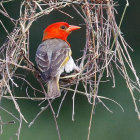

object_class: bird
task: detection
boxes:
[35,22,81,99]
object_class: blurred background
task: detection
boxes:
[0,0,140,140]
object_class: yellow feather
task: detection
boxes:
[60,50,72,67]
[61,56,70,67]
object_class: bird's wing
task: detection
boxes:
[35,39,71,81]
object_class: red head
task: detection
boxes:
[42,22,81,41]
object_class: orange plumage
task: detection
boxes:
[43,22,80,42]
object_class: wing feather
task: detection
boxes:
[35,39,71,81]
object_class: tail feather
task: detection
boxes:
[47,77,60,99]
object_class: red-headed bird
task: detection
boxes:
[36,22,80,99]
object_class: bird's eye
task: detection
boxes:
[60,25,66,30]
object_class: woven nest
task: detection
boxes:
[0,0,139,139]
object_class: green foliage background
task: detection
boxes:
[0,0,140,140]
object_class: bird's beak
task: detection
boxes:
[67,25,81,32]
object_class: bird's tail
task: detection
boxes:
[47,77,61,99]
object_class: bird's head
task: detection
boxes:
[42,22,81,42]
